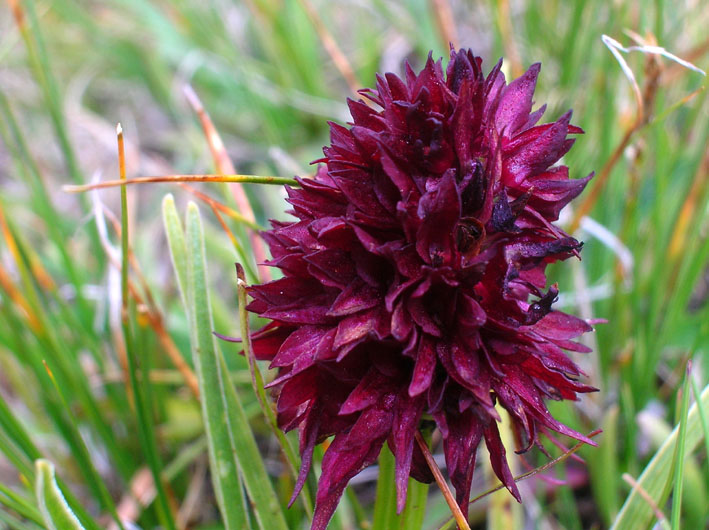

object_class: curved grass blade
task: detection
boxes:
[185,202,288,530]
[34,460,86,530]
[611,382,709,530]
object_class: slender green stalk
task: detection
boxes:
[118,126,177,530]
[235,263,313,518]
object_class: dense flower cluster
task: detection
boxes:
[246,48,596,529]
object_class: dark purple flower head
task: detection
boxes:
[247,48,596,529]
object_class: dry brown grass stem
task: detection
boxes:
[296,0,362,97]
[102,207,200,398]
[178,183,261,231]
[667,137,709,260]
[496,0,523,78]
[416,431,471,530]
[183,86,271,281]
[621,473,669,525]
[569,40,662,233]
[430,0,459,49]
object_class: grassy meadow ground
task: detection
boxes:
[0,0,708,528]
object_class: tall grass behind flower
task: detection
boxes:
[0,1,707,529]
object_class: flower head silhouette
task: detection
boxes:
[246,48,596,529]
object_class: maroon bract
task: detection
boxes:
[246,48,596,529]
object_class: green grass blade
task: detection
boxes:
[611,382,709,530]
[0,508,43,530]
[0,483,43,526]
[372,446,398,530]
[372,444,428,530]
[40,362,124,530]
[669,364,693,530]
[185,202,288,530]
[400,478,429,530]
[164,198,247,529]
[689,375,709,475]
[34,459,86,530]
[162,195,191,312]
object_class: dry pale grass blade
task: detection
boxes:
[667,151,709,260]
[178,183,262,231]
[495,0,523,78]
[571,34,706,233]
[97,201,200,399]
[430,0,459,49]
[0,202,55,292]
[296,0,362,97]
[183,86,271,281]
[63,174,296,193]
[662,35,709,84]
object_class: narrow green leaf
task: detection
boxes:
[372,444,428,530]
[34,460,86,530]
[670,364,692,530]
[689,375,709,475]
[162,194,191,313]
[372,445,398,530]
[165,197,247,529]
[399,475,429,529]
[119,129,176,530]
[611,383,709,530]
[0,508,43,530]
[185,202,288,530]
[0,483,43,526]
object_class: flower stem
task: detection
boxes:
[414,431,470,530]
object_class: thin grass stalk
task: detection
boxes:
[429,0,459,48]
[117,125,177,530]
[437,430,602,530]
[235,264,314,518]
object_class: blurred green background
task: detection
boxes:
[0,0,708,528]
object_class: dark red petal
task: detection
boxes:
[443,408,484,519]
[484,419,522,502]
[409,335,437,396]
[495,62,540,137]
[312,401,394,530]
[391,392,426,512]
